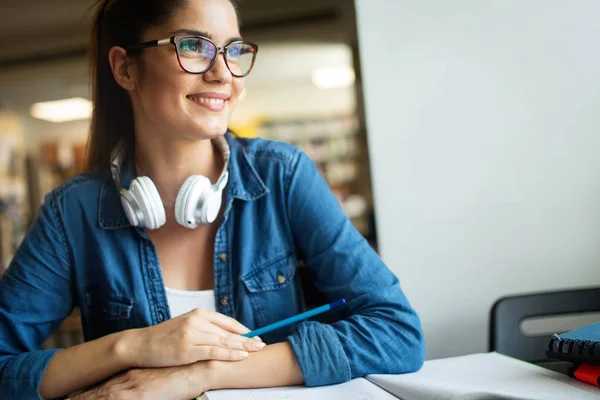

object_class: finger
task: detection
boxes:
[101,374,132,389]
[79,384,131,400]
[192,345,250,361]
[68,373,129,400]
[196,310,253,335]
[68,387,92,398]
[194,319,233,337]
[193,319,249,342]
[68,389,92,400]
[101,382,134,394]
[121,389,150,400]
[96,390,130,400]
[219,331,266,351]
[71,388,105,400]
[187,327,265,352]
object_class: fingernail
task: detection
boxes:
[253,336,263,342]
[235,350,249,358]
[253,341,266,350]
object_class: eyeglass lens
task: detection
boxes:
[176,37,255,76]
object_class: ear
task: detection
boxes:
[108,46,137,91]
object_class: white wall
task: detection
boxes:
[355,0,600,359]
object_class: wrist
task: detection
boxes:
[187,361,216,397]
[112,329,139,369]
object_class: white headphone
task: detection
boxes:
[110,136,230,230]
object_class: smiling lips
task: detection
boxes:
[186,92,229,112]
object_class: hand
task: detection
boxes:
[68,364,207,400]
[124,308,265,368]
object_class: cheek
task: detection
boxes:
[138,80,175,120]
[136,54,187,98]
[234,78,246,95]
[137,72,190,116]
[229,79,246,108]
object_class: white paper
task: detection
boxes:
[366,353,599,400]
[201,377,398,400]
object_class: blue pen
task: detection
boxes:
[194,300,346,399]
[242,298,346,338]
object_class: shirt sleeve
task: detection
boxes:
[0,193,74,399]
[285,150,425,387]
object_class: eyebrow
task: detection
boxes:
[170,29,243,43]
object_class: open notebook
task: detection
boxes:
[200,353,598,400]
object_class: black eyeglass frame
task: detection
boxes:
[124,35,258,78]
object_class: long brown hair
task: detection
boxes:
[87,0,240,171]
[87,0,189,171]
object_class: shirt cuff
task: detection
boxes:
[287,321,351,387]
[0,348,62,399]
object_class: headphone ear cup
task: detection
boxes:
[175,175,211,229]
[129,177,166,230]
[120,189,142,227]
[199,188,223,225]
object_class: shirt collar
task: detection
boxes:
[98,132,269,230]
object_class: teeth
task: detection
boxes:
[189,96,226,105]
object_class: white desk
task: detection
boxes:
[202,353,599,400]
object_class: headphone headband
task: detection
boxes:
[110,136,230,193]
[214,135,230,189]
[110,140,126,190]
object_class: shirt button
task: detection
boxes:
[277,274,287,284]
[219,253,228,262]
[220,297,229,306]
[157,312,164,322]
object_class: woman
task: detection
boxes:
[0,0,425,398]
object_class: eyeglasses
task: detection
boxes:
[125,35,258,77]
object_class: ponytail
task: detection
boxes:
[86,0,188,171]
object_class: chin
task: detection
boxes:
[193,121,229,138]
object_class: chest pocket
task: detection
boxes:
[241,250,302,339]
[82,285,134,341]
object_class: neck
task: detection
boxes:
[133,133,224,210]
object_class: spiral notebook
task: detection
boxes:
[547,321,600,365]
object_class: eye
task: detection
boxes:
[180,38,215,58]
[227,45,242,59]
[227,43,254,61]
[182,40,200,52]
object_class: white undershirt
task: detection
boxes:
[165,287,216,318]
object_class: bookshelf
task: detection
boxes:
[256,114,377,248]
[0,119,27,274]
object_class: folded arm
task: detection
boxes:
[69,342,302,399]
[187,149,424,392]
[284,150,426,386]
[0,195,138,399]
[202,342,303,391]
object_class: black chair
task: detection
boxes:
[489,287,600,373]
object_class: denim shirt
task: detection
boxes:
[0,133,425,399]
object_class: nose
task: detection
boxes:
[203,50,232,84]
